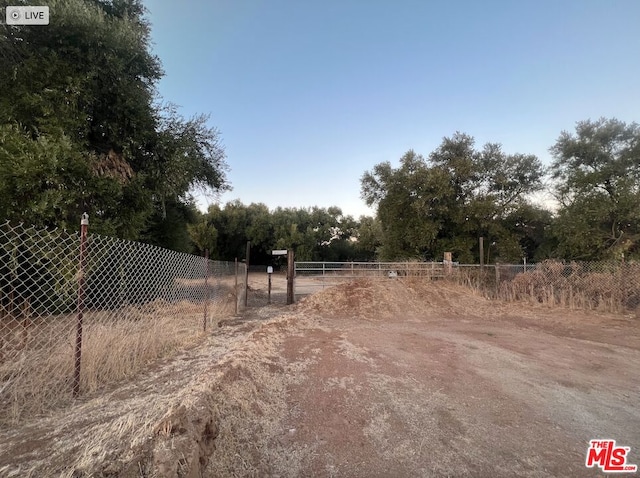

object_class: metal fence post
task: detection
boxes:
[203,249,209,332]
[73,213,89,398]
[244,241,250,307]
[234,258,238,315]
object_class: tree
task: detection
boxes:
[501,204,555,262]
[149,107,228,219]
[361,150,451,259]
[550,118,640,260]
[361,134,545,262]
[187,217,218,256]
[353,215,382,260]
[197,201,364,263]
[0,0,228,246]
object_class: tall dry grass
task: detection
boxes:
[472,260,640,314]
[0,298,236,425]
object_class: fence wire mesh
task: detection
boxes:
[0,221,245,424]
[295,260,640,315]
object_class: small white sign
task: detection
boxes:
[267,266,273,274]
[6,6,49,25]
[271,249,287,255]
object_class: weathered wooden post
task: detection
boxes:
[234,258,238,315]
[287,250,295,305]
[244,241,250,307]
[444,252,452,276]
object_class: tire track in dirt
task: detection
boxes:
[1,279,638,477]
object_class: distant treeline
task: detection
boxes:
[359,120,639,263]
[188,202,377,264]
[196,117,639,264]
[0,2,637,263]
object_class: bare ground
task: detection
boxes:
[1,276,639,477]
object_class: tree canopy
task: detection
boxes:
[191,201,373,263]
[361,134,546,262]
[0,0,228,243]
[550,118,640,260]
[1,4,636,262]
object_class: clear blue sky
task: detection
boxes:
[146,0,640,218]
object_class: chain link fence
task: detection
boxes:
[0,219,245,424]
[294,260,640,315]
[497,261,640,313]
[445,261,640,314]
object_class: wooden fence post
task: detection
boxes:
[287,250,295,305]
[444,252,452,276]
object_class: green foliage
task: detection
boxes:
[502,204,555,262]
[361,134,545,262]
[188,219,218,256]
[142,199,199,253]
[352,216,383,260]
[0,0,227,248]
[551,118,640,260]
[197,201,371,263]
[0,124,86,229]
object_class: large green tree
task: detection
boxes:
[0,0,227,244]
[550,118,640,260]
[361,134,545,262]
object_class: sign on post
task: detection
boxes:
[272,249,287,256]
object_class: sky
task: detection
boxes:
[145,0,640,218]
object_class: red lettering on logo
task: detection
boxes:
[586,445,608,467]
[586,439,637,473]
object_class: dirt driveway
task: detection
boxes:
[1,278,638,477]
[210,278,640,477]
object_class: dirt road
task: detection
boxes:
[1,278,638,477]
[208,278,640,477]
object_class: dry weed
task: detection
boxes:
[496,260,640,313]
[0,298,235,425]
[201,315,317,477]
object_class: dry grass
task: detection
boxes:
[0,297,236,425]
[496,261,640,314]
[296,277,497,321]
[444,261,640,315]
[157,313,316,477]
